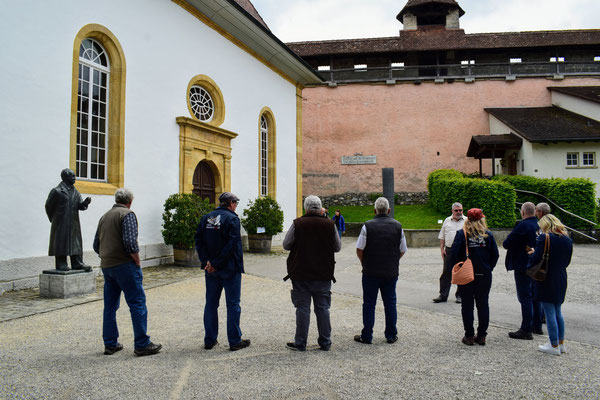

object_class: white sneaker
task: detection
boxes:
[538,343,561,356]
[559,343,566,354]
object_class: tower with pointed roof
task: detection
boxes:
[397,0,465,31]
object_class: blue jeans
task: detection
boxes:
[514,270,543,332]
[361,276,398,342]
[460,273,492,337]
[204,272,242,347]
[540,302,564,346]
[102,261,150,349]
[290,280,332,349]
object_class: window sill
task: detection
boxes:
[75,180,119,195]
[566,166,597,169]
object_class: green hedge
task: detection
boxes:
[428,169,516,228]
[493,175,597,228]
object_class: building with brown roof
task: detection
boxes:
[287,0,600,198]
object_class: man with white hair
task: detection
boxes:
[354,197,406,345]
[535,202,551,221]
[433,202,466,303]
[283,195,341,351]
[94,188,162,357]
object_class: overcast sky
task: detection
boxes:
[250,0,600,43]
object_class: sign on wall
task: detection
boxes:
[341,155,377,165]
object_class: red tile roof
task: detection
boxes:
[232,0,270,31]
[287,29,600,57]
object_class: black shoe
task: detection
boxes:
[134,342,162,356]
[508,329,533,340]
[386,336,398,344]
[354,335,372,344]
[455,296,462,304]
[319,345,330,351]
[532,327,544,335]
[204,340,218,350]
[432,296,447,303]
[104,343,123,355]
[462,336,475,346]
[286,342,306,352]
[230,339,251,351]
[474,335,486,346]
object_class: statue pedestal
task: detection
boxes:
[39,270,96,298]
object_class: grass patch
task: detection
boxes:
[336,204,446,229]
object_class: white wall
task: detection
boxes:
[0,0,299,263]
[551,91,600,122]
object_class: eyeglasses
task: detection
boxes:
[453,209,463,212]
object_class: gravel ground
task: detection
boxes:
[1,271,599,399]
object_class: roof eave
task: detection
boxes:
[182,0,324,86]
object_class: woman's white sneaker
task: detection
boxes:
[559,343,566,353]
[538,343,561,356]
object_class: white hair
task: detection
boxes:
[521,202,535,216]
[374,197,389,214]
[536,202,551,216]
[452,202,462,210]
[115,188,134,205]
[304,195,322,214]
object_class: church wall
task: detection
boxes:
[301,77,600,196]
[0,0,300,283]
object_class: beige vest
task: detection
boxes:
[98,204,135,268]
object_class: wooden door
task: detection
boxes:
[192,161,215,203]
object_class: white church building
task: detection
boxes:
[0,0,322,291]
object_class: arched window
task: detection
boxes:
[186,75,225,126]
[258,108,276,198]
[77,39,110,181]
[70,24,126,195]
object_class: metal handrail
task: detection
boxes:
[514,190,598,242]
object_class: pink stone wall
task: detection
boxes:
[301,77,600,196]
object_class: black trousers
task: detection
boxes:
[460,273,492,337]
[439,247,461,299]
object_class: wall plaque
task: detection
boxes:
[341,155,377,165]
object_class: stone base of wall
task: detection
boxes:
[317,192,429,207]
[0,243,173,294]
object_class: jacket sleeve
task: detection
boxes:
[341,216,345,232]
[487,232,499,271]
[448,230,465,267]
[194,216,209,268]
[210,216,241,269]
[526,234,546,270]
[502,223,524,250]
[45,189,57,222]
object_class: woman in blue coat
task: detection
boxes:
[332,209,345,238]
[449,208,499,346]
[527,214,573,356]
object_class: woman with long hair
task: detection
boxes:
[332,209,345,239]
[527,214,573,356]
[449,208,499,346]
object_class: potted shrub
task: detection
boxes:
[161,193,213,266]
[241,196,284,253]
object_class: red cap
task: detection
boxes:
[467,208,485,221]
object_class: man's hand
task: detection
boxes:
[205,261,215,274]
[441,247,446,259]
[83,197,92,206]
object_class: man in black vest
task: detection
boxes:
[354,197,406,345]
[283,195,341,351]
[93,188,161,357]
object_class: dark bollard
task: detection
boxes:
[382,168,394,218]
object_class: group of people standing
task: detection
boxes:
[434,201,573,355]
[90,180,572,357]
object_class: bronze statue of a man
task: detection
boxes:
[45,168,92,271]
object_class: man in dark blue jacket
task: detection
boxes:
[195,192,250,351]
[503,202,543,340]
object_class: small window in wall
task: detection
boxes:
[391,62,405,68]
[566,152,579,167]
[354,64,367,71]
[549,57,565,62]
[77,38,110,181]
[510,58,522,63]
[594,56,600,62]
[461,60,475,65]
[317,65,331,71]
[583,152,596,166]
[189,86,214,122]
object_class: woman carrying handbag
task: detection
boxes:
[449,208,499,346]
[526,214,573,356]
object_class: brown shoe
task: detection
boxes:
[474,335,486,346]
[462,336,475,346]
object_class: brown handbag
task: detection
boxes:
[527,234,550,282]
[451,229,475,285]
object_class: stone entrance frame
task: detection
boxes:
[175,116,237,198]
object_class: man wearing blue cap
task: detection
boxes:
[195,192,250,351]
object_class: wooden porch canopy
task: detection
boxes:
[466,133,522,176]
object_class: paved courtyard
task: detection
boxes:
[1,240,599,399]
